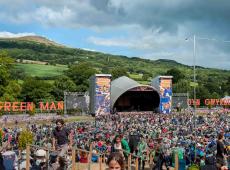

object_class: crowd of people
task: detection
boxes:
[0,110,229,170]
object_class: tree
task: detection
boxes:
[65,63,97,92]
[110,67,128,80]
[0,68,10,96]
[196,85,210,106]
[0,51,14,96]
[101,66,110,74]
[210,92,220,99]
[0,50,14,69]
[18,130,34,149]
[142,73,151,81]
[10,67,26,80]
[222,76,230,96]
[173,80,191,93]
[20,77,54,103]
[52,75,77,100]
[204,77,222,95]
[0,81,22,101]
[166,68,185,84]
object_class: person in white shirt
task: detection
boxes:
[2,144,18,170]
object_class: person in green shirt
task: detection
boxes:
[137,135,148,170]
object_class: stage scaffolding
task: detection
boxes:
[64,91,89,115]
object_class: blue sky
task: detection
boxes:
[0,0,230,69]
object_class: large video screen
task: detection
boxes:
[159,78,172,113]
[95,77,111,116]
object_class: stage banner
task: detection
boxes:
[89,74,111,116]
[159,78,172,114]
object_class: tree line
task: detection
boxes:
[0,50,229,115]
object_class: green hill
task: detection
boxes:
[0,36,229,83]
[0,36,229,106]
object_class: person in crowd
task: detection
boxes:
[107,152,125,170]
[137,135,148,170]
[112,135,130,158]
[79,151,88,163]
[0,152,5,170]
[216,132,227,169]
[52,119,71,157]
[200,150,217,170]
[31,149,47,170]
[129,133,140,154]
[57,156,67,170]
[49,152,59,170]
[0,110,230,169]
[1,144,18,170]
[152,145,165,170]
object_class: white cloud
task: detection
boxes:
[34,6,74,26]
[88,26,186,51]
[0,0,229,69]
[0,31,36,38]
[82,48,96,52]
[87,26,230,70]
[88,36,133,48]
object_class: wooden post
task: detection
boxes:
[88,144,93,170]
[175,153,179,170]
[99,156,102,170]
[103,154,105,163]
[77,150,80,170]
[127,154,131,170]
[72,148,76,170]
[18,150,22,170]
[135,158,139,170]
[26,145,30,170]
[46,147,50,170]
[149,151,153,164]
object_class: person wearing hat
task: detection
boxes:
[31,149,47,170]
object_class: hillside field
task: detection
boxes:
[15,63,68,77]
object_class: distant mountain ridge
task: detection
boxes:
[0,35,64,47]
[0,35,229,78]
[0,35,190,68]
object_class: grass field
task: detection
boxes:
[129,73,142,79]
[15,63,68,77]
[138,80,150,85]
